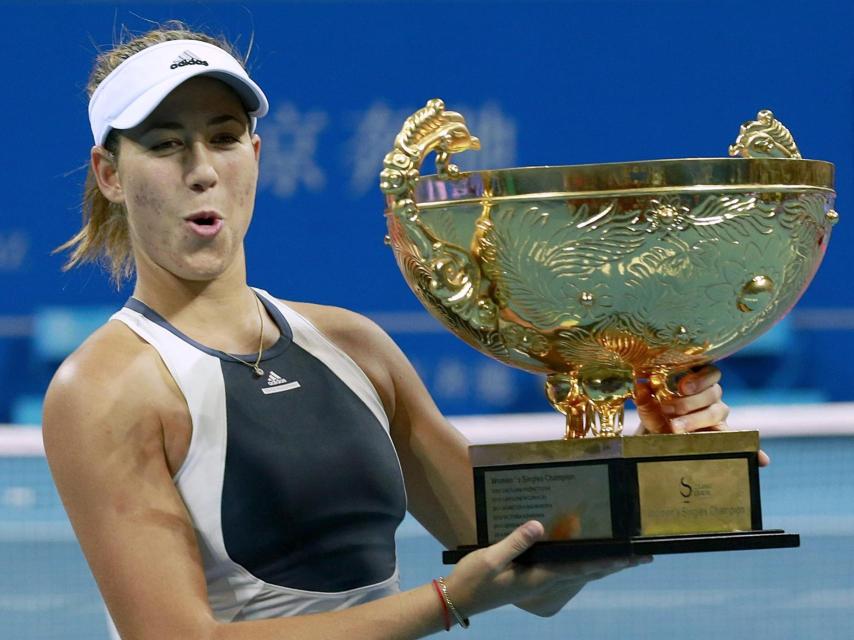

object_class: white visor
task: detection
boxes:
[88,39,269,146]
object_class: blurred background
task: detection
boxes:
[1,0,852,638]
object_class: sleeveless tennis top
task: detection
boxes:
[108,289,407,628]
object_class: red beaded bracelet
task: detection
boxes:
[432,579,452,631]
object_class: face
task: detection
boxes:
[94,76,261,283]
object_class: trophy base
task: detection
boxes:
[442,529,800,563]
[464,431,792,561]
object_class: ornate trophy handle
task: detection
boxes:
[729,109,838,226]
[728,109,802,159]
[379,99,499,340]
[379,99,481,219]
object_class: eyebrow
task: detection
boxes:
[143,114,247,132]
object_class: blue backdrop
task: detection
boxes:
[1,0,852,419]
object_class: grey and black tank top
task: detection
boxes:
[109,288,407,626]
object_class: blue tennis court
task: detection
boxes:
[3,429,851,639]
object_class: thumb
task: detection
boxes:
[634,380,668,434]
[634,380,653,405]
[483,520,545,568]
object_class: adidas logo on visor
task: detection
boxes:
[170,50,209,70]
[261,370,302,395]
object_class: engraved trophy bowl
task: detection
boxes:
[380,100,837,440]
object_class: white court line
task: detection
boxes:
[0,427,43,455]
[448,403,854,443]
[3,403,854,456]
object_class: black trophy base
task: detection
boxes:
[442,529,800,564]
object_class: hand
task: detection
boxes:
[634,365,770,466]
[635,365,727,434]
[513,553,651,617]
[444,521,644,620]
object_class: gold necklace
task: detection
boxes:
[223,294,265,377]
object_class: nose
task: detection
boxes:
[184,141,217,192]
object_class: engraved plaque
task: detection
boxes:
[637,458,752,536]
[482,464,612,544]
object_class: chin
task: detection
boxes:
[171,254,235,282]
[179,265,231,282]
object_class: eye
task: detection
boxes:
[212,132,241,145]
[150,139,182,152]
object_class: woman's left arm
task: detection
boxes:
[309,307,758,619]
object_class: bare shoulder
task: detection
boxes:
[285,300,392,352]
[42,319,179,455]
[284,300,405,416]
[45,320,165,411]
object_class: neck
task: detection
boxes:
[130,251,278,354]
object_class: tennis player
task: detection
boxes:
[42,24,737,640]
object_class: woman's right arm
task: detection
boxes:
[43,324,227,638]
[43,323,632,640]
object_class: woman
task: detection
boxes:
[43,25,736,639]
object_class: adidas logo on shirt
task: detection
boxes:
[170,50,209,70]
[261,370,302,395]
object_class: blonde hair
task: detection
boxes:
[58,22,247,287]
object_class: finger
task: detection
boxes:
[568,554,653,584]
[532,554,649,584]
[676,365,722,395]
[669,402,730,433]
[481,521,545,570]
[581,567,632,582]
[634,381,669,434]
[759,449,771,467]
[660,383,723,417]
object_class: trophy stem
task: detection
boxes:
[565,406,587,440]
[546,372,633,438]
[587,400,625,437]
[545,372,590,439]
[578,370,633,438]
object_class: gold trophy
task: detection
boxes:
[380,101,837,561]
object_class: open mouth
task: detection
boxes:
[186,211,221,224]
[185,212,223,236]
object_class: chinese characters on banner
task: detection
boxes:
[260,101,518,199]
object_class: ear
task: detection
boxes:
[91,146,125,204]
[251,133,261,164]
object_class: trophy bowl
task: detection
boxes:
[381,100,837,439]
[381,101,837,560]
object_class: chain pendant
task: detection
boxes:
[253,366,264,377]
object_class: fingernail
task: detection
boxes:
[627,555,653,567]
[671,418,685,433]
